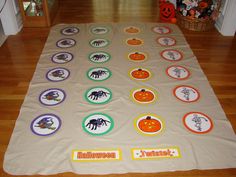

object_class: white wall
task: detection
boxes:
[0,0,22,35]
[215,0,236,36]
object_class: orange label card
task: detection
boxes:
[72,149,122,162]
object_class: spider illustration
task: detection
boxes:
[181,87,196,101]
[192,114,208,131]
[43,91,61,102]
[90,70,108,78]
[60,40,73,46]
[35,117,56,130]
[86,118,111,130]
[88,90,110,100]
[93,28,106,33]
[173,67,186,78]
[50,70,65,78]
[91,54,107,61]
[56,54,69,61]
[92,40,106,46]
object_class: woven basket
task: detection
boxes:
[176,0,221,31]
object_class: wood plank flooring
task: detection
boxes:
[0,0,235,176]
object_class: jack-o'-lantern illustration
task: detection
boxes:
[138,116,162,133]
[129,52,146,61]
[127,38,143,45]
[160,2,175,22]
[134,89,154,102]
[125,27,140,33]
[131,69,150,79]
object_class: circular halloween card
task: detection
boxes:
[134,114,165,136]
[61,27,79,36]
[39,88,66,106]
[183,112,213,134]
[46,67,70,82]
[166,65,190,80]
[128,51,147,62]
[89,51,111,63]
[124,26,140,34]
[51,52,73,64]
[152,26,171,34]
[173,85,200,103]
[129,68,152,81]
[85,87,112,104]
[131,88,157,104]
[90,38,109,48]
[156,37,176,46]
[90,26,109,35]
[82,113,114,136]
[126,38,144,46]
[161,49,183,61]
[87,67,112,81]
[56,38,76,48]
[31,114,61,136]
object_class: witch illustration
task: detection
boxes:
[43,91,61,102]
[60,39,73,46]
[50,70,65,78]
[56,54,69,61]
[35,117,56,130]
[64,28,77,34]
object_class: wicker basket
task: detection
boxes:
[176,0,221,31]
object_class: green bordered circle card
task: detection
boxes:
[87,67,112,82]
[82,113,114,136]
[88,51,111,63]
[85,87,112,104]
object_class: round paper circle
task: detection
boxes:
[124,26,140,34]
[51,52,73,64]
[87,67,112,81]
[46,67,70,82]
[161,49,183,61]
[135,114,165,136]
[90,38,109,48]
[128,51,147,62]
[56,38,76,48]
[173,85,200,103]
[126,38,143,46]
[156,37,176,46]
[61,27,79,36]
[39,88,66,106]
[82,113,114,136]
[31,114,61,136]
[89,51,111,63]
[166,65,190,80]
[129,68,151,81]
[91,26,109,35]
[183,112,213,134]
[85,87,112,104]
[152,26,171,34]
[131,88,157,104]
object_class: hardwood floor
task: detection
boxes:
[1,0,236,176]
